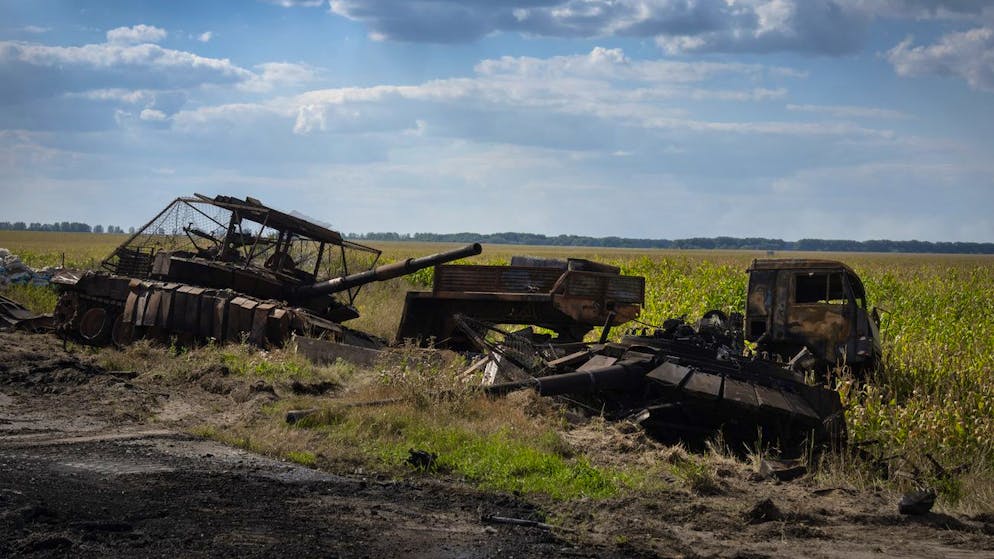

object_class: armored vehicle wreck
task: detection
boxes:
[50,194,481,347]
[472,258,880,448]
[396,256,645,349]
[483,314,847,448]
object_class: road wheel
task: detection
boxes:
[53,293,80,332]
[111,314,134,348]
[79,307,110,343]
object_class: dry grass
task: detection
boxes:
[6,232,994,511]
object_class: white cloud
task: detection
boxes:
[886,27,994,91]
[474,46,801,83]
[172,47,890,148]
[106,24,168,45]
[66,88,155,104]
[841,0,994,20]
[198,31,213,43]
[241,61,319,92]
[321,1,994,56]
[0,37,255,105]
[326,0,871,54]
[139,108,167,121]
[21,25,51,34]
[266,0,326,6]
[786,104,911,119]
[0,40,250,79]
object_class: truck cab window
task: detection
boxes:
[795,272,847,304]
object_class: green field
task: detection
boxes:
[3,231,993,508]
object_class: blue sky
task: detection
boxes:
[1,0,992,241]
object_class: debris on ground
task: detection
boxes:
[405,449,439,471]
[0,248,57,288]
[471,313,845,452]
[899,489,937,515]
[759,459,808,482]
[42,194,481,348]
[745,498,784,524]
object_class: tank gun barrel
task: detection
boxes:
[295,243,482,298]
[483,358,656,397]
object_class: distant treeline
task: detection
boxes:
[0,222,131,234]
[347,232,994,254]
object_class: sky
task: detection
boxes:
[1,0,993,242]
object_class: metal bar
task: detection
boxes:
[100,197,182,270]
[182,199,227,230]
[243,211,271,269]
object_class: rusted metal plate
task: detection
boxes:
[557,271,645,304]
[198,293,219,339]
[646,361,692,388]
[267,308,290,345]
[434,265,564,294]
[755,384,793,416]
[134,284,151,327]
[781,390,820,421]
[141,289,162,327]
[212,296,227,341]
[577,354,618,372]
[0,295,42,328]
[172,286,194,332]
[122,291,139,325]
[182,287,205,333]
[295,336,381,366]
[682,370,722,400]
[722,378,759,410]
[226,297,259,342]
[546,348,597,368]
[157,284,180,328]
[251,303,276,345]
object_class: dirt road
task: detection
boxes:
[0,332,611,558]
[2,330,993,558]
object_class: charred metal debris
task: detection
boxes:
[1,194,885,448]
[401,257,885,449]
[16,194,480,348]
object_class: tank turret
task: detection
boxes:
[49,195,482,348]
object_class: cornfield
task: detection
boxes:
[3,232,992,493]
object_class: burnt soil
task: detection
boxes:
[2,330,994,558]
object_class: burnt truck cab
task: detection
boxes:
[744,259,881,372]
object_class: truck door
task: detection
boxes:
[785,269,852,364]
[745,270,776,342]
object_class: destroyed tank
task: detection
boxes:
[50,194,482,348]
[481,312,846,450]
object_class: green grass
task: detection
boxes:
[285,450,317,466]
[6,232,994,507]
[301,405,628,499]
[0,231,126,269]
[1,283,58,314]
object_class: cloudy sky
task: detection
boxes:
[1,0,992,241]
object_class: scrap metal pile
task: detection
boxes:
[7,195,480,348]
[0,248,57,288]
[1,193,883,448]
[466,313,846,448]
[397,256,644,350]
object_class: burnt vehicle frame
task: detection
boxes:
[470,258,884,450]
[396,256,645,349]
[50,194,481,347]
[744,259,881,372]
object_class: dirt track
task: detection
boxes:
[0,331,612,558]
[2,330,994,558]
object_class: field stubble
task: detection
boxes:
[2,232,993,511]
